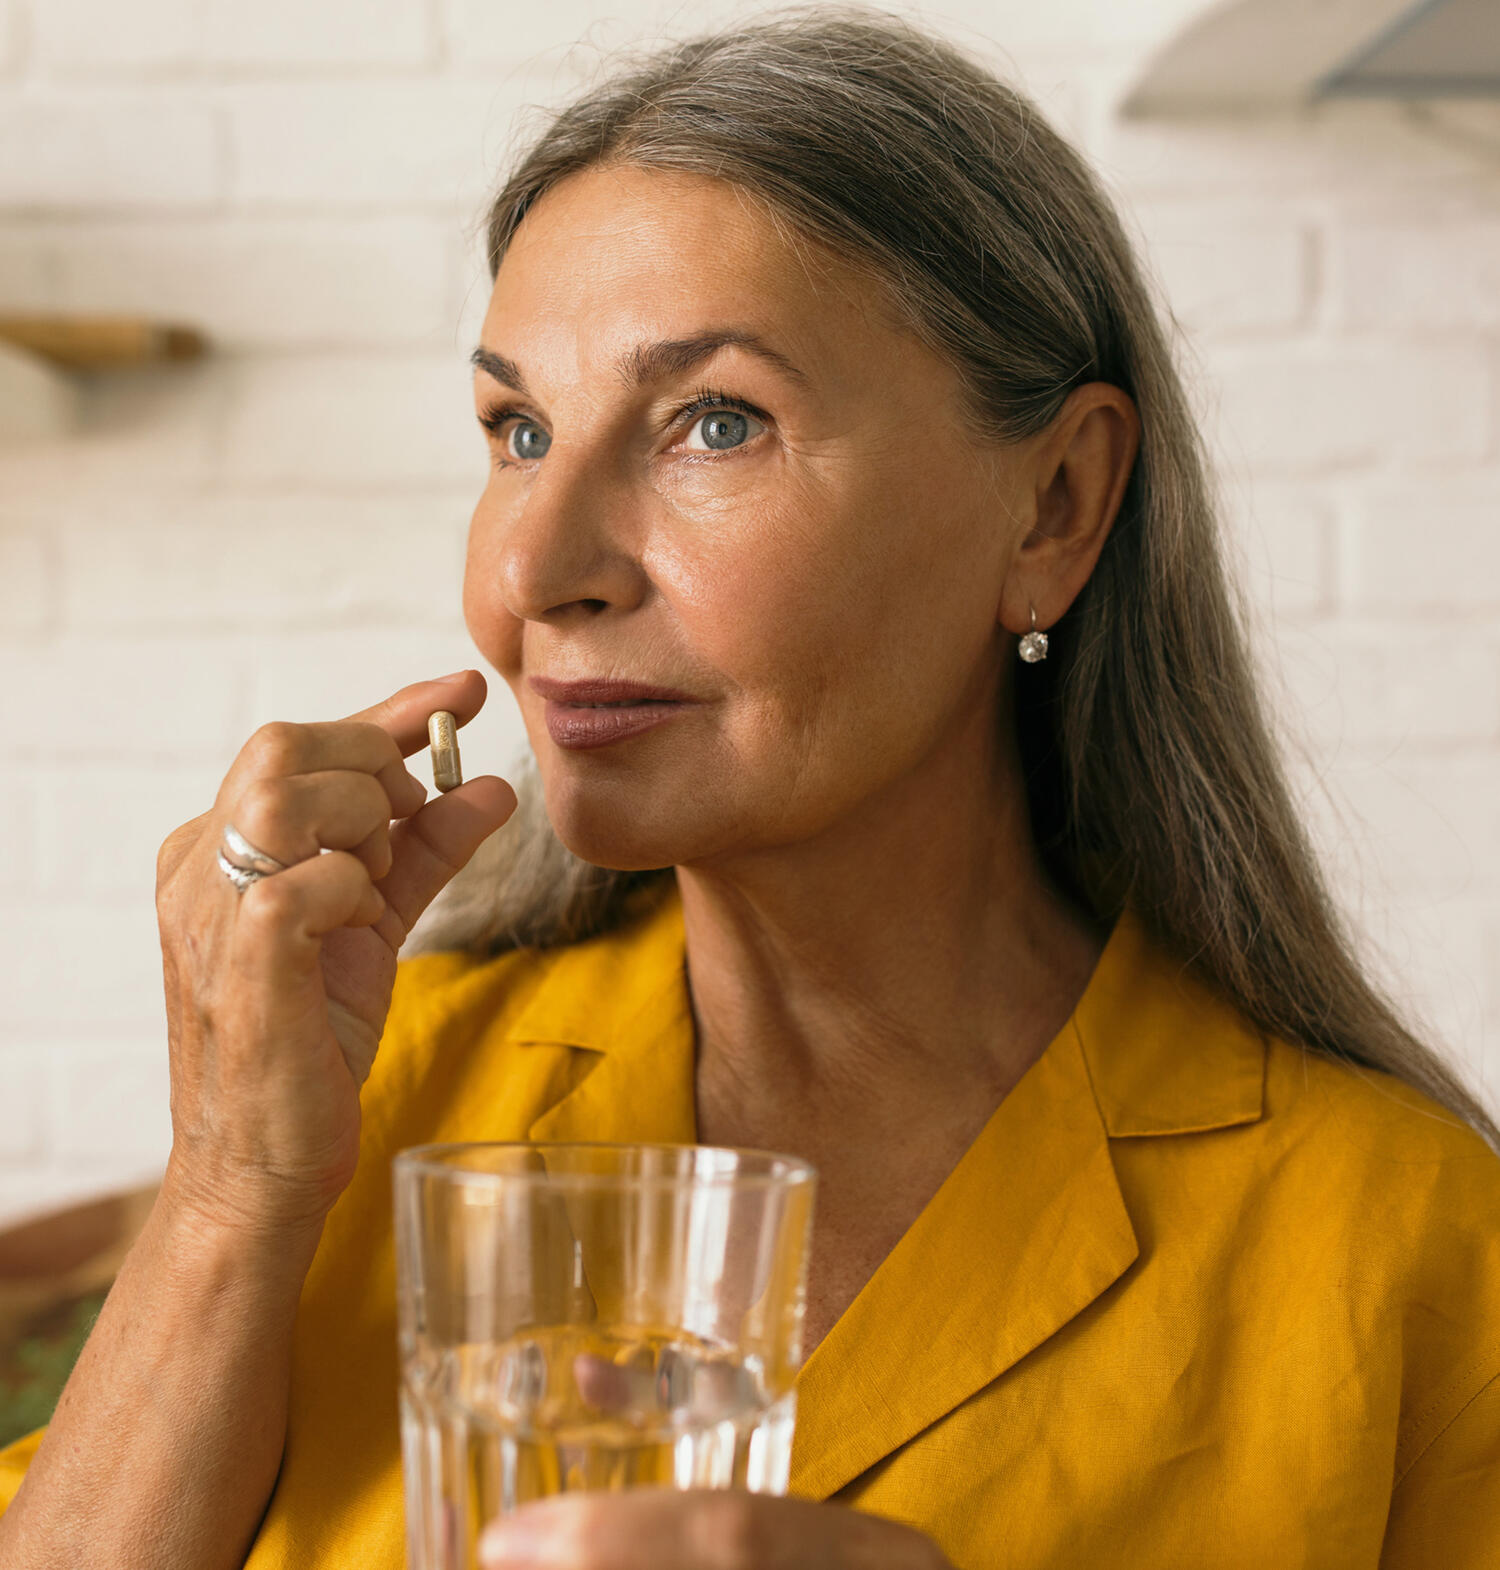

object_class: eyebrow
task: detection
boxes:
[469,328,809,398]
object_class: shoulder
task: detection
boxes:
[1259,1037,1500,1476]
[1251,1035,1500,1304]
[1264,1035,1500,1274]
[1087,912,1500,1484]
[1088,909,1500,1230]
[1260,1035,1500,1220]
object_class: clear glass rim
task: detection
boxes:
[392,1140,817,1191]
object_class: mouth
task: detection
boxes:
[541,695,691,751]
[529,675,696,706]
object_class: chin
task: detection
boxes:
[540,773,708,871]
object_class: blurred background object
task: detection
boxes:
[0,0,1497,1251]
[0,313,206,368]
[0,336,74,438]
[0,313,205,436]
[1125,0,1500,115]
[0,1183,158,1445]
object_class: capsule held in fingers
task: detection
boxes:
[427,710,463,793]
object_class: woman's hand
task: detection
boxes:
[478,1491,954,1569]
[154,669,517,1242]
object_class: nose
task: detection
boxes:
[481,451,647,624]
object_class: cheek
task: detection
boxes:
[676,503,912,702]
[662,523,916,800]
[683,494,1002,793]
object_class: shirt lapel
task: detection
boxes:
[786,909,1265,1499]
[499,892,1265,1504]
[518,890,698,1147]
[787,1015,1140,1501]
[1071,909,1266,1137]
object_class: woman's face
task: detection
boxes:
[464,163,1033,871]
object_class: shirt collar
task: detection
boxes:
[502,882,1267,1142]
[501,880,1267,1499]
[1074,907,1267,1137]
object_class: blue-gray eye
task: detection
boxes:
[695,410,751,451]
[511,423,551,461]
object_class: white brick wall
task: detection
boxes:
[1347,480,1500,613]
[0,218,460,347]
[226,82,534,208]
[1206,342,1491,468]
[35,0,435,72]
[1,0,1498,1223]
[57,494,471,630]
[0,1050,48,1164]
[1128,202,1313,335]
[0,3,20,79]
[1329,217,1500,330]
[0,518,52,633]
[0,781,36,896]
[0,100,222,209]
[221,354,482,483]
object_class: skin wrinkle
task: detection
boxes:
[462,160,1138,1357]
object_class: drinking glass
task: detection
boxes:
[394,1141,817,1569]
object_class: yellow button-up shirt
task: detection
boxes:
[4,885,1499,1565]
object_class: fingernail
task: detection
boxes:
[479,1519,545,1565]
[436,669,471,684]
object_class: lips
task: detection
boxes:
[529,676,695,705]
[541,695,689,751]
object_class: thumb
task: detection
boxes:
[377,773,518,935]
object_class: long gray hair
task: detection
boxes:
[419,3,1499,1150]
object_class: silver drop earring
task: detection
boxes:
[1018,605,1049,664]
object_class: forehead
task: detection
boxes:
[481,163,898,380]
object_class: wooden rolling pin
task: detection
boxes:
[0,315,207,370]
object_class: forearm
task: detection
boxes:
[0,1169,324,1570]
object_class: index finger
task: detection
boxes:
[343,669,489,758]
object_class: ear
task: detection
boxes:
[998,382,1140,638]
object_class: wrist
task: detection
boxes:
[157,1152,329,1282]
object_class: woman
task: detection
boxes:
[2,7,1497,1567]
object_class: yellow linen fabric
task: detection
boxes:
[3,884,1498,1566]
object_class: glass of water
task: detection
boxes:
[393,1141,817,1569]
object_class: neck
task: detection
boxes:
[676,696,1106,1123]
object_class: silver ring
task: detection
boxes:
[221,822,287,876]
[217,849,267,894]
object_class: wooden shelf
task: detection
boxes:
[0,314,208,371]
[0,314,208,440]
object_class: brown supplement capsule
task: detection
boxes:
[427,710,462,792]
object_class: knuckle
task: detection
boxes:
[239,870,301,925]
[244,720,304,777]
[352,719,401,768]
[236,774,294,835]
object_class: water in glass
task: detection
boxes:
[401,1323,796,1567]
